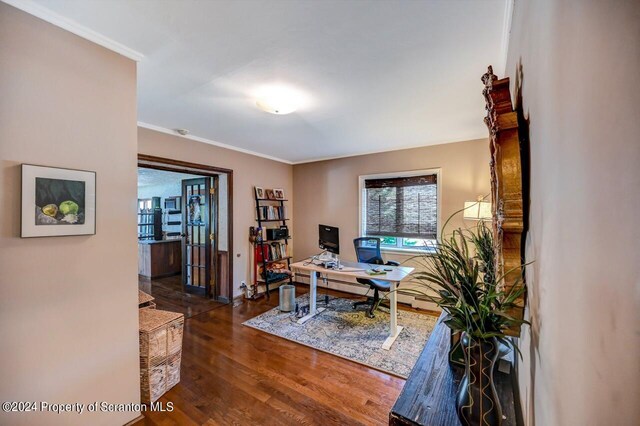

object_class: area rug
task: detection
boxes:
[243,294,438,378]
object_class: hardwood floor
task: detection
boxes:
[134,285,430,426]
[138,275,225,319]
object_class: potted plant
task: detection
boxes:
[408,219,528,426]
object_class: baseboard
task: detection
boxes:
[293,272,441,312]
[254,279,289,296]
[123,413,143,426]
[232,294,244,306]
[511,342,525,426]
[138,272,181,280]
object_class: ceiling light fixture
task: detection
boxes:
[254,84,308,115]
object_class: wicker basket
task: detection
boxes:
[139,309,184,403]
[140,301,156,310]
[138,290,155,307]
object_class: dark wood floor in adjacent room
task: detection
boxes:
[134,285,430,426]
[139,275,225,318]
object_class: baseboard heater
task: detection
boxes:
[293,271,422,302]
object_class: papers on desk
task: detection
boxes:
[337,266,365,272]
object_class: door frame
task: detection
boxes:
[138,154,234,303]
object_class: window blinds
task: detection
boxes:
[363,174,437,239]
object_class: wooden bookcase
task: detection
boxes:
[252,195,292,298]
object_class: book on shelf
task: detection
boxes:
[255,242,288,262]
[267,242,287,261]
[257,205,286,220]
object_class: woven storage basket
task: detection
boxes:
[166,351,182,388]
[140,301,156,310]
[138,290,155,307]
[139,309,184,403]
[140,359,167,404]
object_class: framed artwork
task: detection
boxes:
[265,189,276,200]
[273,188,285,200]
[187,195,202,224]
[254,186,264,199]
[21,164,96,237]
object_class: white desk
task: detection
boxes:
[290,259,414,350]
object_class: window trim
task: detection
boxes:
[369,235,438,254]
[358,168,442,253]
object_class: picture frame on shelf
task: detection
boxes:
[273,188,285,200]
[265,189,276,200]
[21,164,96,238]
[254,186,264,199]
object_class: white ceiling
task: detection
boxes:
[137,168,203,188]
[20,0,509,164]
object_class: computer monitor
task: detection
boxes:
[319,224,340,254]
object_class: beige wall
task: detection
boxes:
[138,128,294,297]
[506,1,640,424]
[292,138,490,290]
[0,4,140,426]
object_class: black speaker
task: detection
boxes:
[266,227,289,241]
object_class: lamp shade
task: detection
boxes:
[463,201,492,220]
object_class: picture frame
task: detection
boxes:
[273,188,285,200]
[21,164,96,237]
[265,189,276,200]
[254,186,265,199]
[164,196,181,210]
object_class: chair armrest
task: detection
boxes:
[385,260,401,266]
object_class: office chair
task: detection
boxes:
[352,237,400,318]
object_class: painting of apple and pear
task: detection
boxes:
[35,177,85,225]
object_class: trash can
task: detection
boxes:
[279,285,296,312]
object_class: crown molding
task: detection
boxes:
[139,122,485,166]
[291,134,487,165]
[498,0,514,76]
[2,0,144,61]
[137,122,293,165]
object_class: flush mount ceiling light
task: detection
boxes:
[254,84,309,115]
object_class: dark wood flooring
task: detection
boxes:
[135,285,439,425]
[138,275,225,319]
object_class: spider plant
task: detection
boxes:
[405,219,529,354]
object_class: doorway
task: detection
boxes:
[136,155,233,313]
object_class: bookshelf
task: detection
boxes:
[138,210,162,240]
[252,193,293,298]
[163,196,182,238]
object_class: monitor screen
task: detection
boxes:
[319,224,340,254]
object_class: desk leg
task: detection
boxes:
[310,271,317,315]
[297,271,325,324]
[382,282,403,350]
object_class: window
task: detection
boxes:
[360,170,439,252]
[138,198,152,211]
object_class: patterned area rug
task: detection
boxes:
[243,294,438,378]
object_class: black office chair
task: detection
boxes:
[352,237,400,318]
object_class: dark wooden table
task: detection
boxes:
[389,314,521,425]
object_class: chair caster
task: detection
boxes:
[367,311,375,319]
